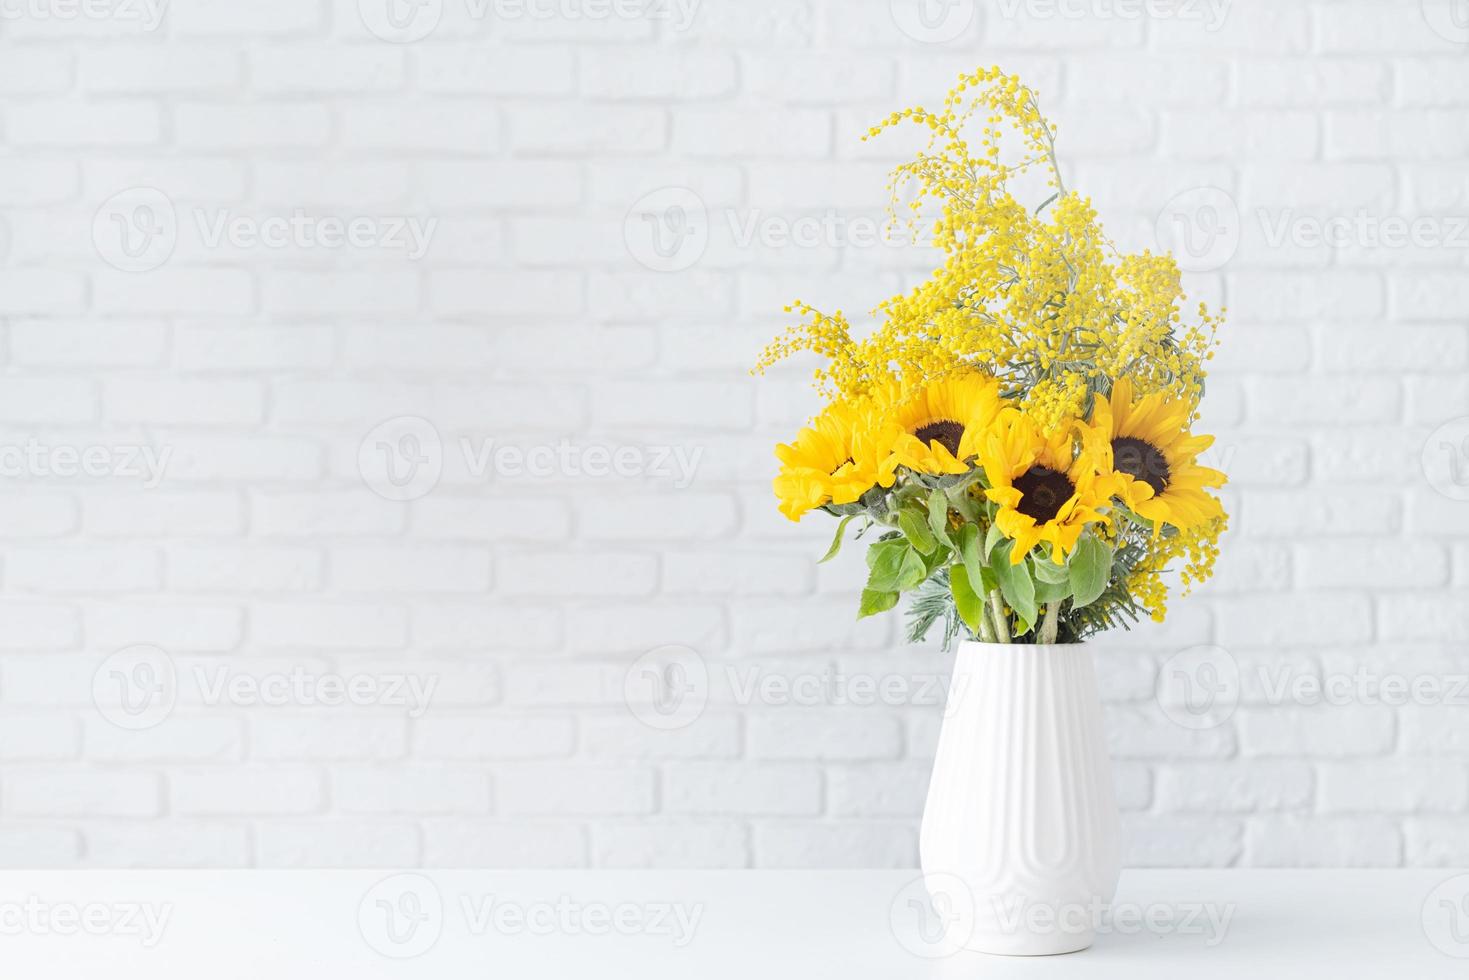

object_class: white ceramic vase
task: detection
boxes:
[919,641,1122,956]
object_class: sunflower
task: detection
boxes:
[1089,377,1226,536]
[978,410,1118,565]
[889,372,1006,475]
[773,399,901,521]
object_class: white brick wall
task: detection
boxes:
[0,0,1465,869]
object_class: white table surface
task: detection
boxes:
[1,869,1465,978]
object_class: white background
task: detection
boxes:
[1,0,1467,869]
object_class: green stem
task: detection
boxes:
[1039,603,1060,645]
[987,590,1010,644]
[1033,94,1067,198]
[975,602,996,644]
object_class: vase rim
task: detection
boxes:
[955,639,1089,652]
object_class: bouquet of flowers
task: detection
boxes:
[758,67,1228,647]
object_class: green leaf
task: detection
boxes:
[869,541,929,594]
[990,540,1038,632]
[867,541,908,592]
[956,524,984,593]
[1068,534,1113,609]
[858,589,899,619]
[819,515,857,564]
[984,521,1004,557]
[950,563,985,635]
[898,508,938,556]
[919,543,952,583]
[866,538,905,571]
[927,491,954,550]
[948,486,980,523]
[1035,575,1072,605]
[1032,552,1070,584]
[895,548,928,592]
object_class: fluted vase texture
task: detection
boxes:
[920,641,1122,956]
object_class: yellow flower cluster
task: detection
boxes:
[756,67,1221,417]
[760,67,1229,628]
[774,369,1221,566]
[1126,515,1228,623]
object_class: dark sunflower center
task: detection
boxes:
[914,419,964,457]
[1013,466,1075,523]
[1112,436,1170,495]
